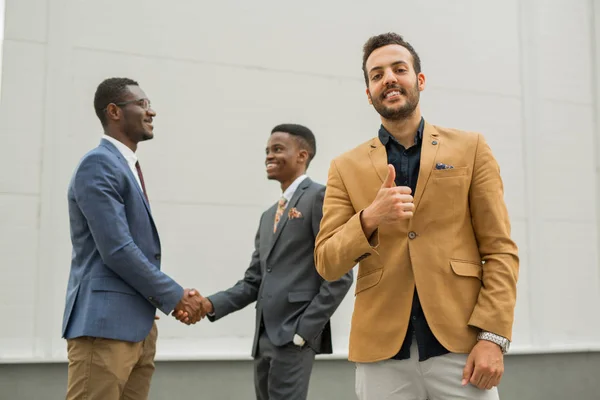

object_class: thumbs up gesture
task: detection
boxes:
[381,164,398,189]
[360,165,414,237]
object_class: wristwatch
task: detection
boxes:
[477,331,510,354]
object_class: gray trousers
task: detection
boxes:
[254,330,316,400]
[356,337,500,400]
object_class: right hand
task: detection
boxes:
[172,290,213,325]
[361,165,414,236]
[172,288,205,325]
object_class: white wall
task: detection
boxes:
[1,0,599,363]
[0,0,4,94]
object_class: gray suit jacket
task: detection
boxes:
[62,139,183,342]
[208,178,353,356]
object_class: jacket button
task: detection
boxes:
[408,231,417,239]
[155,254,161,261]
[267,268,272,272]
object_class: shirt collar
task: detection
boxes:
[282,174,308,202]
[103,134,138,166]
[378,117,424,147]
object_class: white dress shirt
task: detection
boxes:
[282,174,308,203]
[102,135,143,191]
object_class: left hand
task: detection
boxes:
[462,339,504,390]
[172,290,211,324]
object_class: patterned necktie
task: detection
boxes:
[135,161,149,203]
[273,197,287,233]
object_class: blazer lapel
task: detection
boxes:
[100,139,153,215]
[369,138,388,184]
[264,177,312,260]
[413,122,440,210]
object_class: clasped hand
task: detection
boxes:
[171,288,213,325]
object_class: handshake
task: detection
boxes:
[171,288,213,325]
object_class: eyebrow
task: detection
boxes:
[369,60,409,74]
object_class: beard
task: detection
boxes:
[371,82,420,120]
[123,116,154,143]
[140,130,153,141]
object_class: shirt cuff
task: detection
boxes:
[293,334,305,347]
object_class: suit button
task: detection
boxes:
[155,254,161,261]
[408,231,417,239]
[148,296,154,300]
[267,268,272,272]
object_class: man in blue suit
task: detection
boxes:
[62,77,203,400]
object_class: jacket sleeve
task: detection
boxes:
[467,134,519,340]
[297,186,354,341]
[314,159,379,281]
[207,220,262,321]
[73,153,183,314]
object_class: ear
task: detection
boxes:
[366,88,373,105]
[105,103,122,123]
[417,72,426,92]
[297,148,309,166]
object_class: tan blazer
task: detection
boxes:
[314,122,519,363]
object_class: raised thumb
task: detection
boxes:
[382,164,396,188]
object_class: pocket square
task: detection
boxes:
[435,162,454,170]
[288,207,303,219]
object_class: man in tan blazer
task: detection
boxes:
[314,33,519,400]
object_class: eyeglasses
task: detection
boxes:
[104,98,152,111]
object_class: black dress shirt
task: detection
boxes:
[378,118,450,362]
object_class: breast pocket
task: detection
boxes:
[430,166,469,178]
[423,168,469,221]
[284,216,308,235]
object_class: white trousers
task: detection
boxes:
[355,338,500,400]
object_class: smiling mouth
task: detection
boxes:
[383,90,403,100]
[266,163,278,171]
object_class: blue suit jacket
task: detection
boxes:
[62,139,183,342]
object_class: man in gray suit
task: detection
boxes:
[63,77,203,400]
[178,124,353,399]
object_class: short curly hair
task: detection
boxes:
[93,77,139,126]
[362,33,421,86]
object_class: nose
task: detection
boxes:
[382,68,398,85]
[147,107,157,117]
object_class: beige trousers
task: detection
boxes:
[356,337,500,400]
[66,323,158,400]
